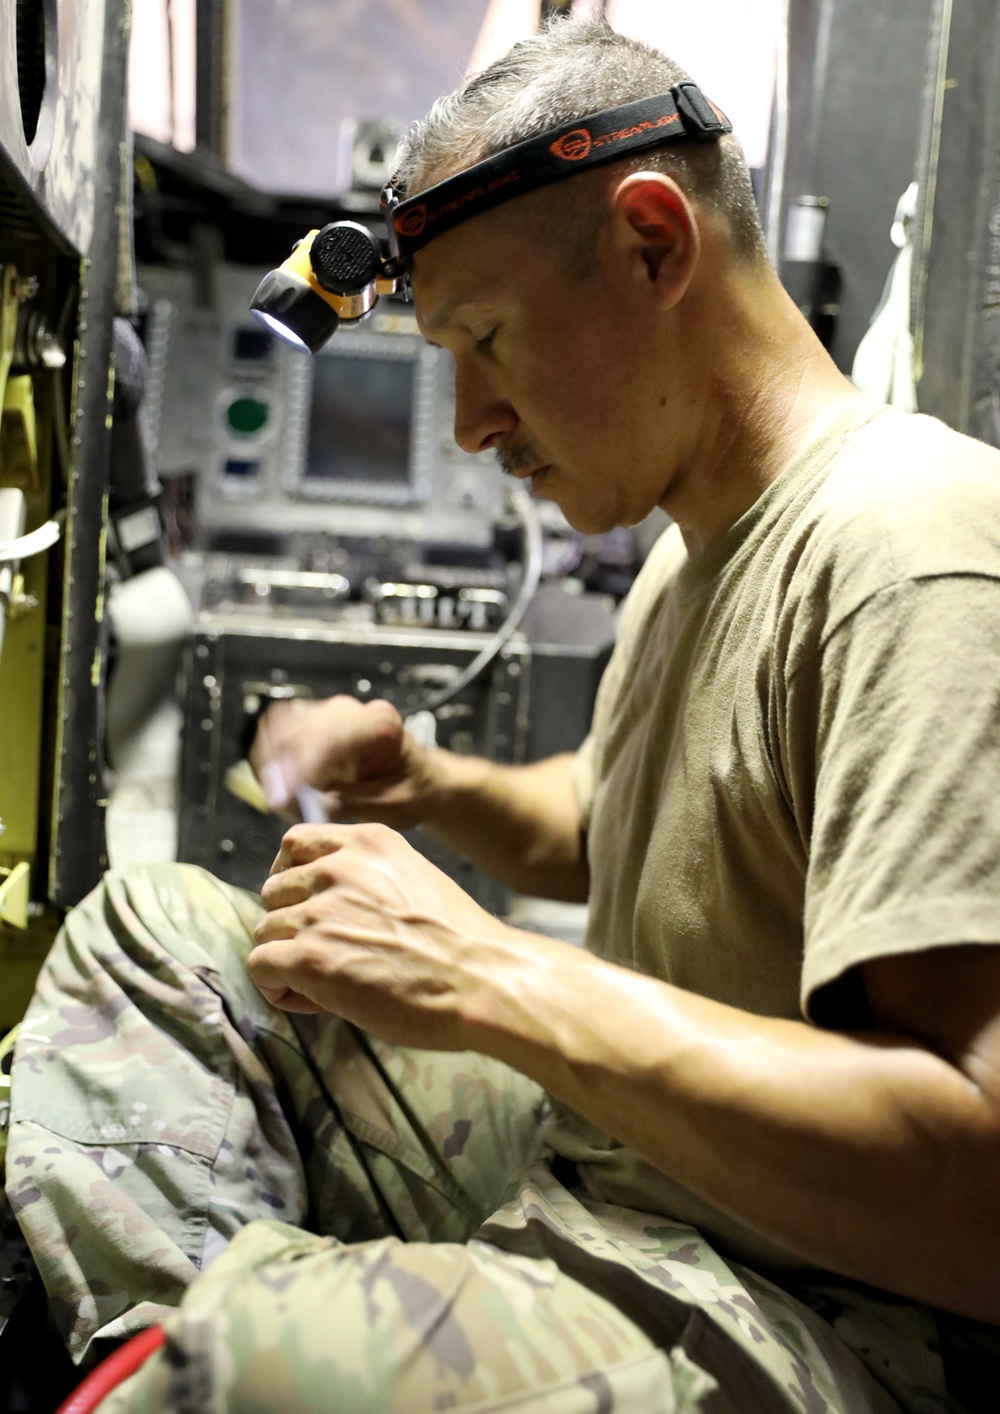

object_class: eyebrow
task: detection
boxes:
[420,278,502,334]
[418,283,500,343]
[423,295,469,334]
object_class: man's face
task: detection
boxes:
[410,208,676,534]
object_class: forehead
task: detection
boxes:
[409,209,552,335]
[410,229,505,333]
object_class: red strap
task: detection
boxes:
[56,1325,166,1414]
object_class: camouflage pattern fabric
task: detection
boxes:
[2,864,961,1411]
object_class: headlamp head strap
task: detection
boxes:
[382,83,731,263]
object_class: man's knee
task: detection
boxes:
[61,862,261,976]
[98,1221,676,1413]
[18,862,272,1060]
[5,866,300,1366]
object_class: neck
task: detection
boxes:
[662,258,861,555]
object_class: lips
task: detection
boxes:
[514,463,550,481]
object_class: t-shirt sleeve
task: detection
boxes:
[788,573,1000,1022]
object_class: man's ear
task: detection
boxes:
[607,171,700,307]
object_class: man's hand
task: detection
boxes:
[249,696,436,828]
[249,700,589,901]
[247,821,545,1048]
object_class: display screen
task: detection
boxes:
[233,327,273,361]
[305,353,414,486]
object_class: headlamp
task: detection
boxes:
[250,82,731,352]
[250,221,404,353]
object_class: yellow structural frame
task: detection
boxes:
[0,265,61,1027]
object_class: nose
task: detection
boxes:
[452,357,517,456]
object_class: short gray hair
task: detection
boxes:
[394,20,767,266]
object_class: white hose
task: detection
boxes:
[764,0,791,268]
[419,483,542,713]
[0,518,61,564]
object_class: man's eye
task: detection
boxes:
[475,328,497,353]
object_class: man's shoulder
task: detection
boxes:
[786,407,1000,631]
[847,404,1000,518]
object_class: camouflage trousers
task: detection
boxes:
[2,864,962,1412]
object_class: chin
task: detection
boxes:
[556,504,607,534]
[540,481,602,533]
[557,501,626,535]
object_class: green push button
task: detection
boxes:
[227,397,269,434]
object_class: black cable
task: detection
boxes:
[287,1016,407,1242]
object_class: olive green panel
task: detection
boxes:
[0,264,60,1020]
[0,910,59,1032]
[0,272,51,871]
[0,543,49,859]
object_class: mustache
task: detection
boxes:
[495,442,543,477]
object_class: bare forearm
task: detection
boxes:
[464,936,1000,1321]
[251,698,589,900]
[420,751,589,901]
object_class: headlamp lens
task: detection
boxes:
[249,308,312,352]
[248,268,340,354]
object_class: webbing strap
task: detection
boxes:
[383,83,731,261]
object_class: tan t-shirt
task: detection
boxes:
[546,396,1000,1271]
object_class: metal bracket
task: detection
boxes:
[0,863,31,930]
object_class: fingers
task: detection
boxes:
[294,696,405,786]
[249,701,303,810]
[254,979,324,1014]
[259,861,335,913]
[352,699,408,779]
[258,755,298,814]
[254,873,356,938]
[266,822,358,880]
[248,934,337,1015]
[257,827,388,928]
[251,696,406,814]
[267,819,401,881]
[252,901,301,943]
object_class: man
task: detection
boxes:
[7,19,1000,1412]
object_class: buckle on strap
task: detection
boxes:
[673,82,729,139]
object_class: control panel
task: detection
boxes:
[140,262,507,551]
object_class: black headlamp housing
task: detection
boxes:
[250,267,341,353]
[249,221,405,353]
[251,82,731,352]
